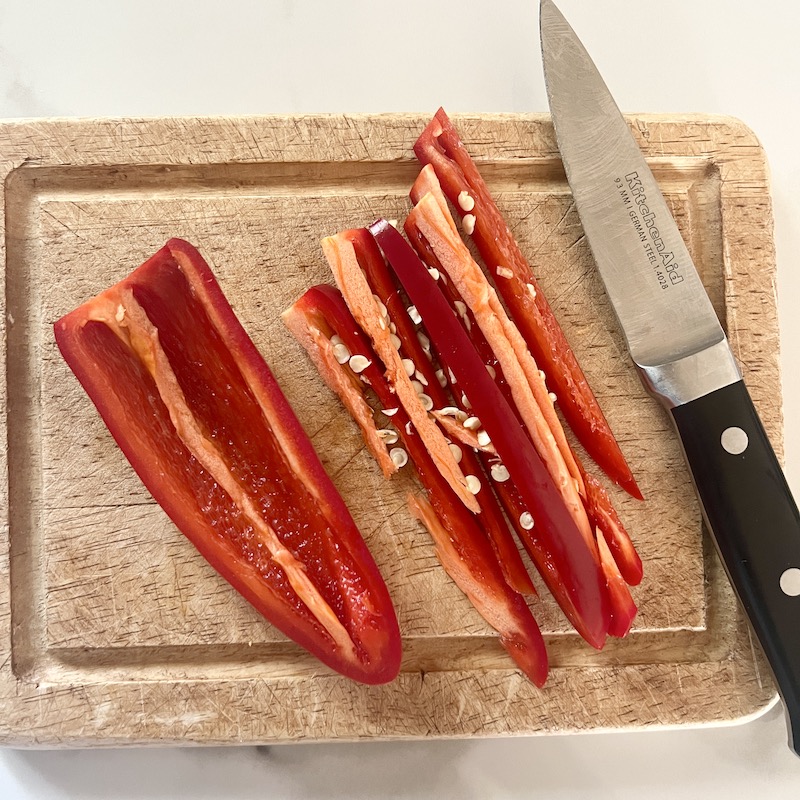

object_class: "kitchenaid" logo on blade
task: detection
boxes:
[614,172,684,289]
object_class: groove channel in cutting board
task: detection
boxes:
[0,114,778,745]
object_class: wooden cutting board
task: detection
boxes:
[0,113,779,746]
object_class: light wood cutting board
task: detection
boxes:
[0,113,779,746]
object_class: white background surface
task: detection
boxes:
[1,0,799,796]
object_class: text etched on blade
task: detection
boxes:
[614,173,684,290]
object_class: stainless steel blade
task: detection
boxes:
[540,0,740,404]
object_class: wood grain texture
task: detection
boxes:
[0,113,779,746]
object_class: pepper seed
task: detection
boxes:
[390,448,408,468]
[348,354,371,373]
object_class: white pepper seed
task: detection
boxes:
[333,343,351,364]
[377,429,399,445]
[490,464,510,483]
[390,448,408,468]
[348,354,371,373]
[458,190,475,212]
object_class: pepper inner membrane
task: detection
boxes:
[85,258,374,647]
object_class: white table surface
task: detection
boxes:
[1,0,799,796]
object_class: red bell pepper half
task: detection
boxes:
[414,108,642,500]
[54,238,401,685]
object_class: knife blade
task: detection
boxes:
[540,0,800,755]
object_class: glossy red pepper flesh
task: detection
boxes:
[408,186,642,592]
[583,472,643,587]
[54,238,401,685]
[405,220,519,414]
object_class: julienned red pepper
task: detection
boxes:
[491,475,598,641]
[414,108,642,500]
[284,284,548,686]
[54,238,401,685]
[405,220,518,414]
[397,225,626,638]
[406,177,594,552]
[583,472,643,587]
[369,220,611,649]
[342,228,535,597]
[406,169,643,592]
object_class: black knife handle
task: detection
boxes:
[671,379,800,755]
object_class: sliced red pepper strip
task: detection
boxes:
[596,528,638,638]
[491,476,596,642]
[344,228,535,596]
[406,189,595,554]
[407,169,643,592]
[282,285,398,480]
[54,238,401,685]
[414,109,642,500]
[408,204,642,623]
[285,284,548,684]
[321,231,479,514]
[401,229,556,602]
[370,220,611,649]
[405,217,518,414]
[583,473,643,587]
[402,220,544,556]
[408,165,587,495]
[407,494,547,687]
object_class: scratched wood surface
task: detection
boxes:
[0,114,779,746]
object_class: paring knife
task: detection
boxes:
[540,0,800,755]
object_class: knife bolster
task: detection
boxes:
[636,338,741,409]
